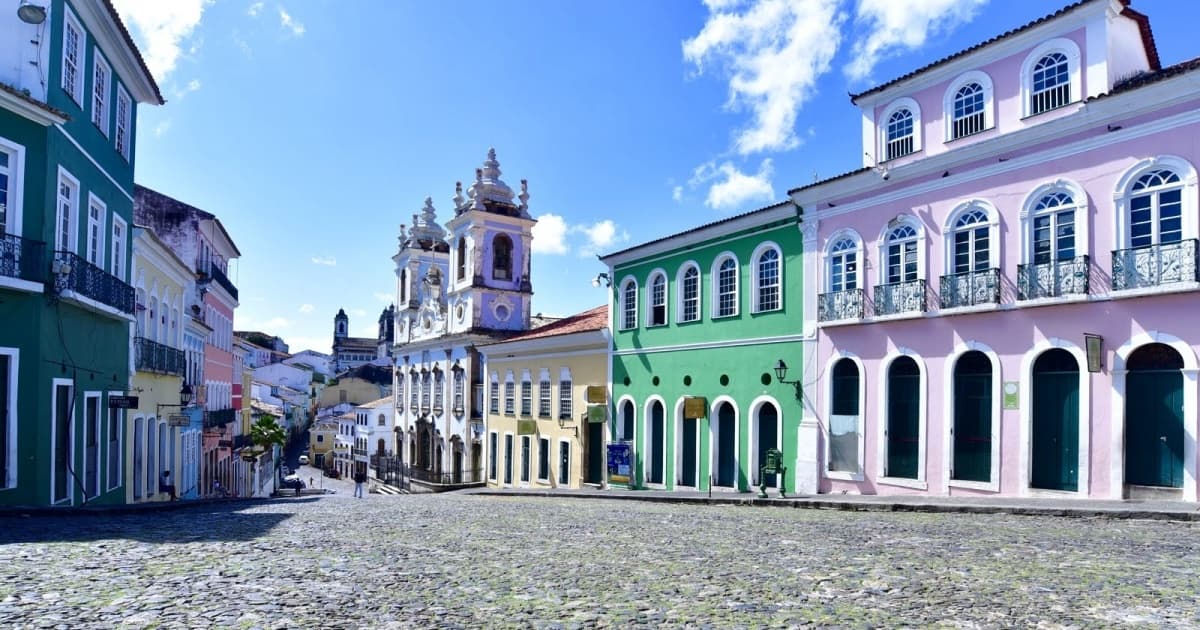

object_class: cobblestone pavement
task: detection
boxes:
[2,493,1199,628]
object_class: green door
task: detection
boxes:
[756,405,778,487]
[586,419,604,484]
[886,357,920,479]
[681,418,697,487]
[952,351,992,483]
[649,401,665,484]
[1125,344,1184,488]
[716,403,736,487]
[1031,349,1079,491]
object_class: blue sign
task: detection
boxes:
[607,442,631,485]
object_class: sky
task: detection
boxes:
[110,0,1200,355]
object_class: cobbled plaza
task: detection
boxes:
[1,493,1199,628]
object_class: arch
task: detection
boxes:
[877,349,927,489]
[1018,337,1091,496]
[748,395,783,489]
[942,199,1000,276]
[750,241,783,314]
[615,394,637,444]
[1019,37,1082,117]
[673,396,700,488]
[823,228,864,297]
[491,233,513,281]
[618,275,638,331]
[1019,177,1090,269]
[942,70,994,141]
[942,341,1001,492]
[132,415,144,499]
[1112,155,1199,251]
[146,417,157,498]
[824,352,865,480]
[878,96,922,160]
[676,261,702,323]
[710,252,740,318]
[643,395,667,486]
[645,268,668,327]
[877,215,926,284]
[1111,331,1199,501]
[709,395,740,490]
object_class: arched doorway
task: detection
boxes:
[829,358,860,473]
[1125,343,1184,489]
[648,400,665,485]
[451,437,464,484]
[754,402,780,488]
[620,400,634,442]
[1031,349,1079,491]
[886,357,920,479]
[679,404,699,488]
[417,423,431,470]
[952,351,992,482]
[713,402,736,488]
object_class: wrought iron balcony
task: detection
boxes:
[1112,239,1199,291]
[232,434,254,450]
[352,447,368,457]
[0,233,46,284]
[818,289,864,322]
[134,337,186,376]
[207,262,238,301]
[204,408,237,429]
[873,279,926,316]
[52,251,135,314]
[939,268,1000,309]
[1018,255,1089,300]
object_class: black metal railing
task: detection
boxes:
[134,337,186,376]
[940,268,1000,309]
[818,289,864,322]
[204,408,237,429]
[1112,239,1199,291]
[873,279,925,316]
[232,434,254,450]
[0,233,46,284]
[352,447,367,457]
[1018,255,1089,300]
[207,262,238,301]
[404,465,483,486]
[52,251,135,314]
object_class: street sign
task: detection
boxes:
[517,419,537,435]
[585,385,607,404]
[168,414,189,427]
[683,397,708,419]
[107,396,139,409]
[587,404,606,423]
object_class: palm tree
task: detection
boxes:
[250,415,287,493]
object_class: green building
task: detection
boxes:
[599,201,817,494]
[0,0,162,506]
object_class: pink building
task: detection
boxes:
[794,0,1199,502]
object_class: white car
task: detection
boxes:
[298,455,309,465]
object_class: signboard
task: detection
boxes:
[107,395,139,409]
[683,397,708,419]
[168,414,190,427]
[218,439,233,448]
[587,404,607,424]
[517,419,537,436]
[607,442,631,485]
[1085,334,1103,373]
[1002,382,1019,410]
[585,385,607,405]
[241,452,260,462]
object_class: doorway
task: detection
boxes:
[1030,349,1079,491]
[1125,343,1184,489]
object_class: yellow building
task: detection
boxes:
[128,227,195,503]
[318,364,391,408]
[309,417,339,471]
[480,306,609,489]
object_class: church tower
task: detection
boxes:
[334,308,348,341]
[444,148,536,334]
[392,197,450,344]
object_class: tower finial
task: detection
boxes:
[472,168,486,210]
[453,181,465,213]
[518,178,530,215]
[398,223,408,249]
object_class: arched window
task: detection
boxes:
[884,225,919,284]
[1032,192,1077,264]
[1030,53,1069,115]
[949,208,992,274]
[820,234,863,321]
[713,255,738,318]
[620,279,638,330]
[753,246,781,313]
[677,264,700,323]
[399,269,407,303]
[1130,169,1183,248]
[828,357,861,475]
[828,238,858,292]
[951,83,985,139]
[647,271,667,327]
[1112,163,1196,290]
[886,108,914,160]
[876,221,924,315]
[492,234,513,281]
[1019,185,1088,300]
[456,237,467,281]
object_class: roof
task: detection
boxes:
[1088,54,1200,101]
[600,200,794,261]
[251,400,283,417]
[849,0,1160,104]
[0,81,69,120]
[357,396,393,409]
[334,363,393,385]
[101,0,165,104]
[491,305,607,344]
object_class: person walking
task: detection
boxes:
[353,470,366,498]
[159,470,177,501]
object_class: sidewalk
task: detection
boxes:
[468,486,1200,522]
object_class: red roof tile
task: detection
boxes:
[498,305,608,343]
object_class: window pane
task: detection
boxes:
[1129,195,1153,248]
[1159,189,1183,244]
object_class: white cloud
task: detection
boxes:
[247,2,265,17]
[111,0,209,82]
[672,186,684,203]
[298,304,314,314]
[172,78,201,101]
[576,220,630,257]
[279,6,306,36]
[311,256,336,266]
[373,292,394,304]
[532,213,569,255]
[692,158,775,210]
[846,0,988,82]
[683,0,844,155]
[153,119,172,137]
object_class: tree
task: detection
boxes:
[250,415,287,493]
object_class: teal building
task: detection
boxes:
[599,202,817,494]
[0,0,162,506]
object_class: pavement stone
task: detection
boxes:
[0,492,1197,628]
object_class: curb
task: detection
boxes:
[0,496,279,518]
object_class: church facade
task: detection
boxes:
[331,305,395,374]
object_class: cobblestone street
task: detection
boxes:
[2,493,1199,628]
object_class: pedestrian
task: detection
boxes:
[309,476,314,488]
[353,470,366,498]
[159,470,177,501]
[212,479,224,498]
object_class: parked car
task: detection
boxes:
[280,475,306,490]
[298,455,309,466]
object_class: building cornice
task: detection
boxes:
[0,86,67,125]
[600,202,797,268]
[479,329,609,358]
[73,1,164,105]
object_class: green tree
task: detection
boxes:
[250,415,287,493]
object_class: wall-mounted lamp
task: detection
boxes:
[772,360,802,401]
[18,1,47,24]
[591,272,611,288]
[156,382,194,415]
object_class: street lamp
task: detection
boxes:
[773,360,802,401]
[591,272,611,288]
[157,382,194,415]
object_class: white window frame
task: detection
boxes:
[750,242,783,314]
[61,8,86,105]
[942,200,999,275]
[645,269,668,327]
[504,371,515,416]
[536,436,550,482]
[710,252,739,319]
[1019,179,1089,267]
[0,137,26,237]
[876,350,928,490]
[675,262,700,323]
[92,53,111,136]
[86,194,106,269]
[115,86,132,161]
[1019,38,1082,119]
[557,438,572,487]
[83,391,101,498]
[51,378,75,504]
[877,216,925,285]
[619,276,638,331]
[489,372,499,414]
[110,214,127,281]
[519,370,532,417]
[878,97,922,161]
[824,229,864,294]
[55,167,80,254]
[823,353,865,482]
[0,347,18,490]
[1112,156,1199,251]
[558,367,573,421]
[538,369,552,418]
[943,70,994,142]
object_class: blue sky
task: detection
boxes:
[111,0,1200,354]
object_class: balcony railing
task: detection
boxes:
[940,268,1000,309]
[53,251,135,314]
[0,233,46,284]
[207,262,238,301]
[818,289,864,322]
[134,337,186,376]
[204,408,237,429]
[1112,240,1199,291]
[232,434,254,450]
[873,279,925,316]
[1018,255,1089,300]
[404,465,483,486]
